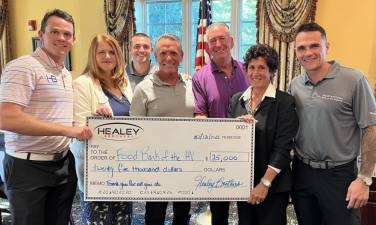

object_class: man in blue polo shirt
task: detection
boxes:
[290,22,376,225]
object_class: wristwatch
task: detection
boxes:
[358,174,373,186]
[260,178,272,188]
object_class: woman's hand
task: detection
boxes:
[248,182,269,205]
[93,106,113,117]
[238,114,255,123]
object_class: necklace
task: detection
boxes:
[251,93,262,109]
[102,83,127,101]
[115,95,126,103]
[246,91,263,115]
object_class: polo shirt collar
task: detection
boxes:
[210,58,238,73]
[126,62,136,75]
[239,83,276,102]
[303,60,338,85]
[126,61,155,76]
[33,47,65,70]
[150,72,184,86]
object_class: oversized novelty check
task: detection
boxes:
[85,117,255,201]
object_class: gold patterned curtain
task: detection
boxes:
[104,0,136,64]
[0,0,11,75]
[257,0,317,91]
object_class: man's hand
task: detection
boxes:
[248,183,269,205]
[67,126,92,141]
[346,178,369,208]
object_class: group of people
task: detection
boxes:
[0,8,375,225]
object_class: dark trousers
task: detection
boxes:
[3,151,77,225]
[210,201,229,225]
[237,192,289,225]
[291,158,360,225]
[145,201,191,225]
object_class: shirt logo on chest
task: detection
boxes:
[46,74,58,84]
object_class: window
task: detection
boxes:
[240,0,257,59]
[135,0,257,75]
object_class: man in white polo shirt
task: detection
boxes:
[0,9,91,225]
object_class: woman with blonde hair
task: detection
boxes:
[71,34,132,225]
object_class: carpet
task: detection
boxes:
[1,192,298,225]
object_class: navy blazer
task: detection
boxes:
[228,89,298,193]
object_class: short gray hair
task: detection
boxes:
[155,34,183,53]
[207,22,230,36]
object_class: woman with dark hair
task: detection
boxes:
[70,34,133,225]
[228,44,298,225]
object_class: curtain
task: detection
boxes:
[257,0,317,91]
[104,0,136,64]
[0,0,11,75]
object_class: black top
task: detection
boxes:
[228,89,299,193]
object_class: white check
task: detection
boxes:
[85,117,255,201]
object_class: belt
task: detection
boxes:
[6,150,68,161]
[296,155,344,169]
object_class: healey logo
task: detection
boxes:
[95,123,144,141]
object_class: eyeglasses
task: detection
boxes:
[46,29,74,40]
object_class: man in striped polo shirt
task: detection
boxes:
[0,9,91,225]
